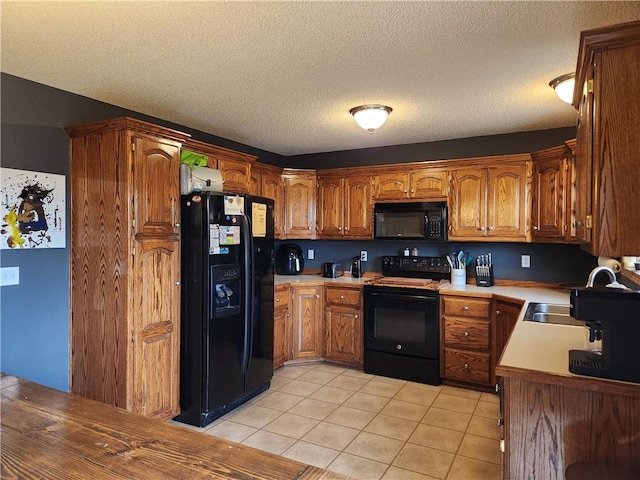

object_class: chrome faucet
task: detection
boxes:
[585,265,628,289]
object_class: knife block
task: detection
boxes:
[475,265,494,287]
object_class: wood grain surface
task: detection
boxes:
[1,375,350,480]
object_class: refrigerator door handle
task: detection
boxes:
[239,213,253,373]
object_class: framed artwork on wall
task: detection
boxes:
[1,168,66,249]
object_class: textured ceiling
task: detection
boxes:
[2,1,640,156]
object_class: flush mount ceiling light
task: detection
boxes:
[549,73,576,104]
[349,104,393,133]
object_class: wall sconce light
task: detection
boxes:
[349,104,393,133]
[549,73,575,104]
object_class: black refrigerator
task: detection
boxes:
[175,192,275,427]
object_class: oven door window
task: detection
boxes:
[365,291,439,358]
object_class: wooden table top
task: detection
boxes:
[1,375,351,480]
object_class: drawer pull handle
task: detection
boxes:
[464,331,469,337]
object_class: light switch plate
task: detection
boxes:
[1,267,20,286]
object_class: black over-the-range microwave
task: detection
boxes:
[374,201,448,241]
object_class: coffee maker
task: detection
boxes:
[569,287,640,383]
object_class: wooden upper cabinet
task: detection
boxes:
[182,138,256,194]
[253,163,285,239]
[449,156,530,241]
[373,168,448,201]
[573,21,640,256]
[410,169,449,199]
[449,167,486,238]
[66,117,189,421]
[345,175,372,238]
[317,173,372,239]
[487,163,528,239]
[283,169,316,239]
[531,144,578,242]
[133,135,181,237]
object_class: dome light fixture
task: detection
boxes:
[549,73,576,104]
[349,104,393,133]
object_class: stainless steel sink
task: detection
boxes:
[524,302,584,326]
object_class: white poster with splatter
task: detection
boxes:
[1,168,66,249]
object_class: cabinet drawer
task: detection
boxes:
[443,317,489,351]
[325,287,361,308]
[443,348,490,385]
[275,287,290,309]
[442,296,490,318]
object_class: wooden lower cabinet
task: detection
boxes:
[324,285,363,365]
[500,376,640,479]
[441,294,522,388]
[273,284,291,369]
[441,295,492,386]
[290,285,324,359]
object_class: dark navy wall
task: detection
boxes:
[0,73,593,393]
[276,240,597,285]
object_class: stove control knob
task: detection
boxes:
[396,344,402,350]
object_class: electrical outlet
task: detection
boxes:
[521,254,531,268]
[360,250,368,262]
[307,249,314,260]
[0,267,20,286]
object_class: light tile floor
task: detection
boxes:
[176,362,501,480]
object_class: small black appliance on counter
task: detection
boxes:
[322,262,342,278]
[569,286,640,384]
[351,256,366,278]
[275,243,304,275]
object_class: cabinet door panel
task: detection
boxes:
[373,173,408,200]
[133,135,180,237]
[133,238,180,418]
[449,168,485,238]
[284,175,316,239]
[218,157,250,193]
[345,176,372,237]
[410,170,448,198]
[261,172,285,239]
[487,165,526,238]
[317,176,344,237]
[325,308,361,363]
[291,286,323,358]
[532,159,566,239]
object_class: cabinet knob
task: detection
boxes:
[480,226,486,231]
[464,363,470,370]
[488,226,494,231]
[355,314,359,319]
[316,294,320,298]
[309,227,312,230]
[276,298,280,303]
[175,281,180,286]
[340,295,344,299]
[175,223,180,228]
[496,310,501,315]
[403,189,408,193]
[338,226,342,230]
[464,331,469,337]
[463,306,469,311]
[533,226,539,231]
[411,189,415,193]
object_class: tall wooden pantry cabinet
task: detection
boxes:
[66,117,190,420]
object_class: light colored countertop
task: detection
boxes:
[275,273,372,286]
